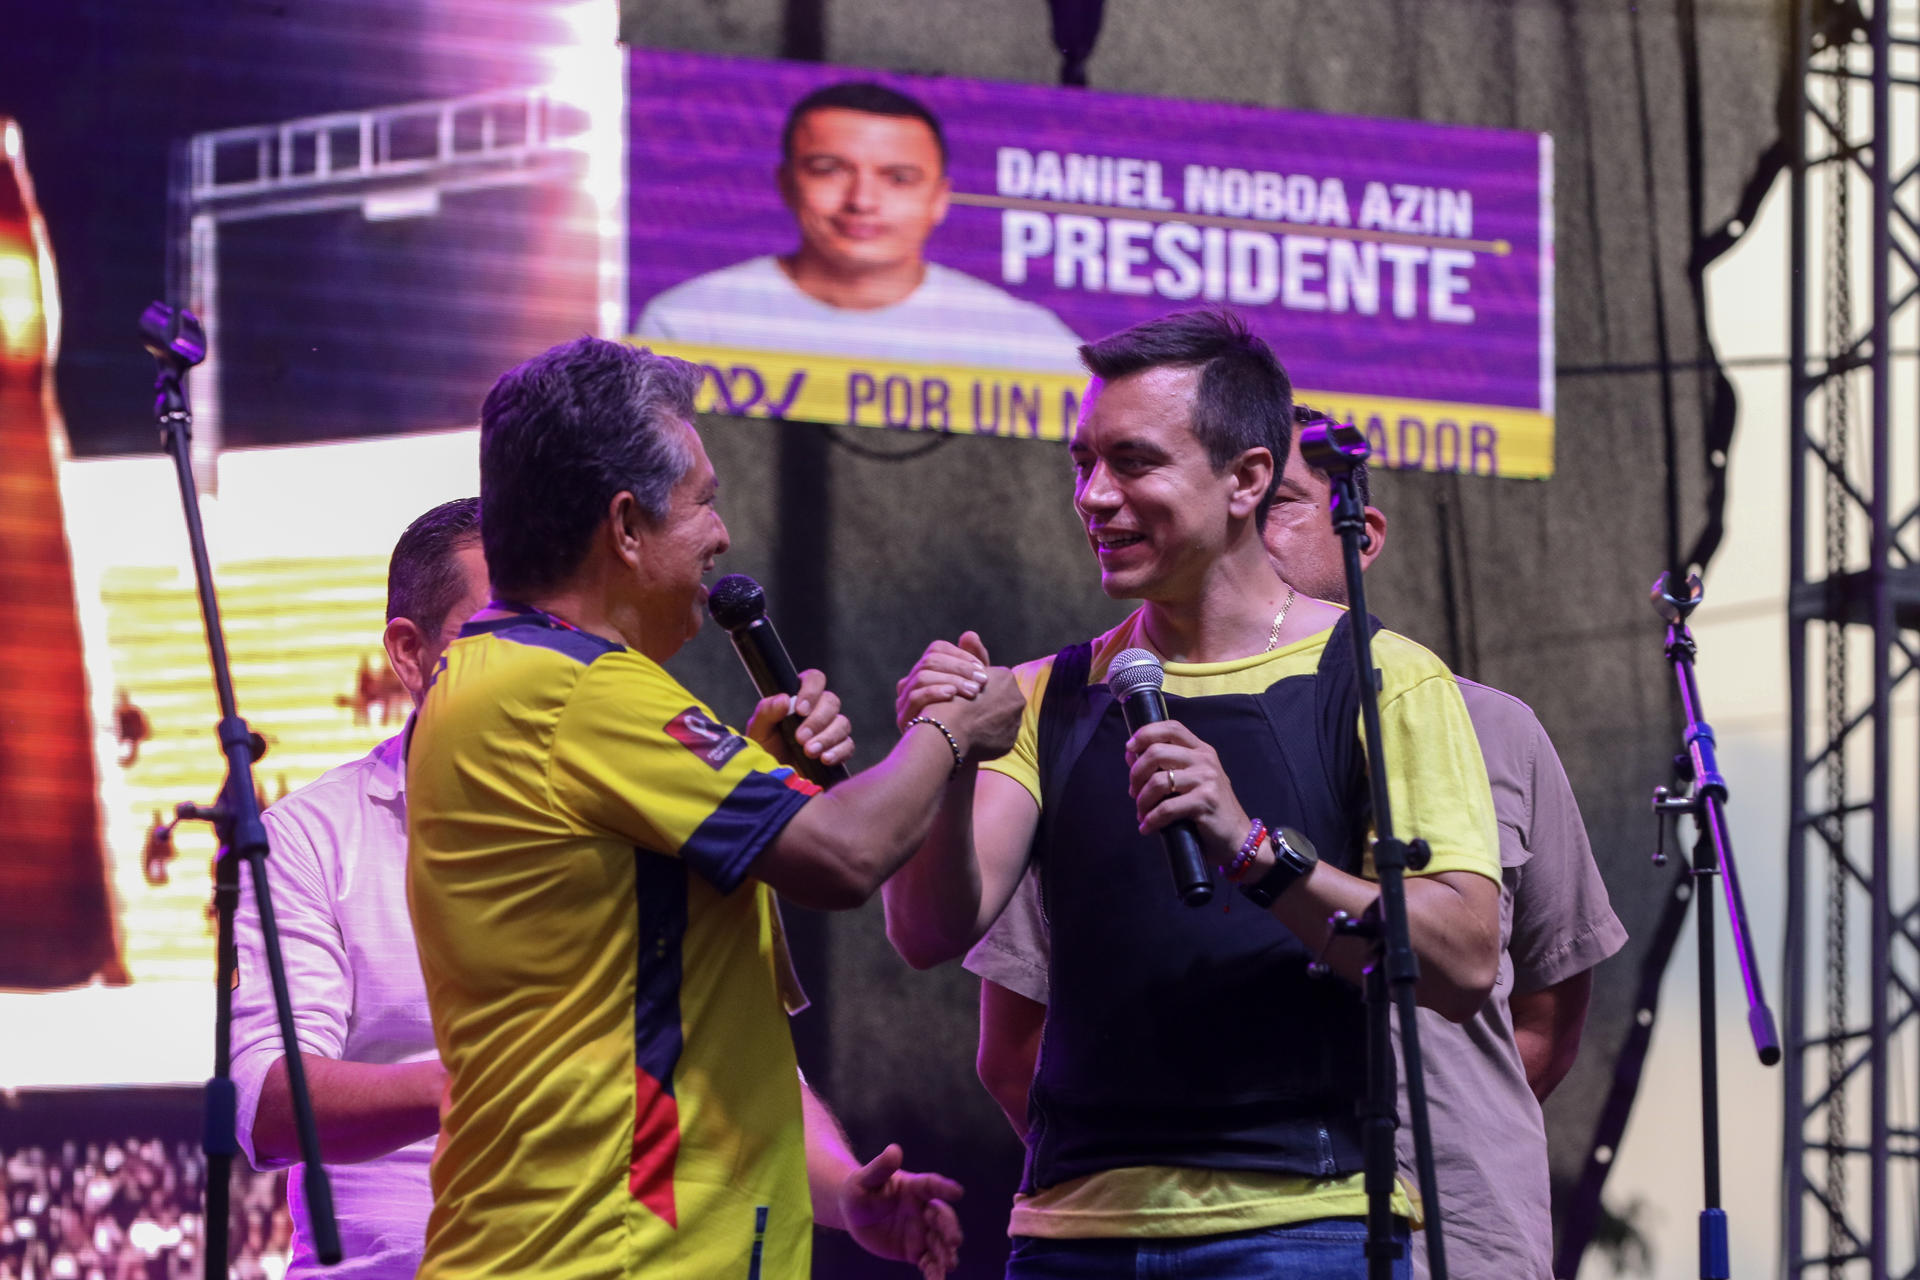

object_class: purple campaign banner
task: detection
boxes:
[627,48,1554,477]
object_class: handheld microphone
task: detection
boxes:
[1108,649,1213,907]
[706,574,849,788]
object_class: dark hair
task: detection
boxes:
[386,497,482,637]
[479,337,699,599]
[1079,309,1292,529]
[781,81,948,173]
[1291,402,1372,507]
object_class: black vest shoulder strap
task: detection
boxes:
[1308,612,1381,825]
[1313,611,1371,678]
[1036,640,1096,820]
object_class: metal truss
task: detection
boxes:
[170,86,615,486]
[1786,1,1920,1276]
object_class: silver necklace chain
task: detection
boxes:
[1264,586,1299,652]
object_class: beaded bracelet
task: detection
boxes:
[906,715,965,777]
[1224,818,1268,881]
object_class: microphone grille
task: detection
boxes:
[706,574,766,629]
[1107,648,1165,700]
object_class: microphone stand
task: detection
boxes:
[1298,421,1447,1280]
[138,302,341,1274]
[1648,572,1779,1280]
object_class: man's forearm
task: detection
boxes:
[1511,970,1592,1100]
[976,980,1044,1139]
[252,1053,444,1165]
[1269,865,1499,1022]
[801,1078,858,1231]
[760,725,981,912]
[811,726,969,885]
[881,767,992,968]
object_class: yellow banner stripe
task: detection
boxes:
[631,340,1554,480]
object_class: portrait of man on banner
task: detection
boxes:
[634,80,1084,374]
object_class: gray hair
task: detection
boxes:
[479,337,700,597]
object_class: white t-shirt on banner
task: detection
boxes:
[634,255,1086,373]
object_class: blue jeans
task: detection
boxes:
[1005,1218,1412,1280]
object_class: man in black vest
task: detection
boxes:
[965,411,1627,1279]
[881,310,1502,1279]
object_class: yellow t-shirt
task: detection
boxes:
[984,609,1498,1238]
[407,609,819,1279]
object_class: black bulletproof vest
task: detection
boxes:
[1022,615,1374,1193]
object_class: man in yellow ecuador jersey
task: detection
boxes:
[406,336,1025,1279]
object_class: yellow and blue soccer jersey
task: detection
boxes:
[406,605,821,1280]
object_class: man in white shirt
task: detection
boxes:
[230,498,489,1279]
[634,81,1084,374]
[231,496,969,1278]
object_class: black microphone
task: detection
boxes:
[1108,648,1212,907]
[706,574,849,788]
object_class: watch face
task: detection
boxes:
[1275,826,1319,871]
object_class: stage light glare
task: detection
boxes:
[543,0,623,337]
[0,251,43,361]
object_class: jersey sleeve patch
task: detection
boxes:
[665,706,749,770]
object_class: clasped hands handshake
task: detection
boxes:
[734,631,1025,776]
[894,632,1259,864]
[738,629,1259,869]
[893,631,1025,767]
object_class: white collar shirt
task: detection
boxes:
[229,734,434,1280]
